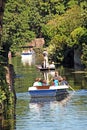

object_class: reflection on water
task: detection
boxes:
[29,90,74,113]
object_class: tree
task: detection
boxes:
[2,0,36,53]
[1,0,87,67]
[42,5,87,66]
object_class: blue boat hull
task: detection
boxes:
[28,89,68,98]
[21,52,32,55]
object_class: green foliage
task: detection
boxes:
[70,27,86,45]
[1,0,87,66]
[0,88,7,104]
[81,31,87,66]
[0,65,7,104]
[2,0,36,53]
[67,0,78,8]
[81,45,87,66]
[42,4,87,63]
[0,64,13,105]
[2,0,67,53]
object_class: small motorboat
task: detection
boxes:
[21,48,35,66]
[28,85,69,98]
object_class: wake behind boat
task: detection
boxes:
[28,85,69,98]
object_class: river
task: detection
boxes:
[1,56,87,130]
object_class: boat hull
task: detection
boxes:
[21,52,34,56]
[39,68,55,71]
[36,65,55,71]
[28,85,69,98]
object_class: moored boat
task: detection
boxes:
[21,52,33,56]
[21,46,35,56]
[21,48,35,66]
[28,85,69,98]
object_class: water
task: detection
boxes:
[14,56,87,130]
[15,91,87,130]
[1,56,87,130]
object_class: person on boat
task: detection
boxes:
[43,55,49,68]
[38,78,43,86]
[29,48,35,54]
[49,61,55,69]
[60,76,68,85]
[52,78,59,86]
[33,78,42,86]
[41,61,44,68]
[43,49,49,68]
[51,71,62,86]
[43,49,48,57]
[54,71,62,82]
[42,79,49,86]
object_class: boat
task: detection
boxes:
[21,47,35,66]
[21,46,35,56]
[36,49,55,71]
[36,65,55,71]
[28,85,69,98]
[21,52,33,56]
[21,49,35,57]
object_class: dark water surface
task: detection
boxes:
[1,56,87,130]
